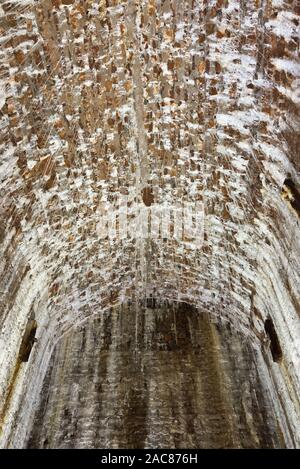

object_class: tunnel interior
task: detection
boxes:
[0,0,300,449]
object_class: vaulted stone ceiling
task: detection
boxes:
[0,0,299,448]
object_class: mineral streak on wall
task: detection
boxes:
[27,304,286,449]
[0,0,300,448]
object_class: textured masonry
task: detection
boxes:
[0,0,299,448]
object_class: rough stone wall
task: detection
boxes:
[27,304,288,449]
[0,0,299,448]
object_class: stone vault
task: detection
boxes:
[0,0,299,448]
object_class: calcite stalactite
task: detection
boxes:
[0,0,299,448]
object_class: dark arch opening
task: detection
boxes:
[282,178,300,218]
[264,317,283,363]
